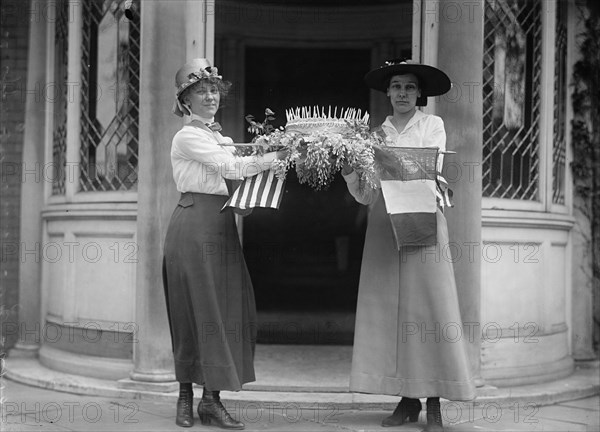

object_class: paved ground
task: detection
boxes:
[2,378,598,432]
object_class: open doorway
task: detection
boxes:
[214,0,414,344]
[243,47,370,344]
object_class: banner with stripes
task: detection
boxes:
[374,146,442,250]
[221,169,285,213]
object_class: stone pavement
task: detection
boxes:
[1,378,599,432]
[2,344,599,431]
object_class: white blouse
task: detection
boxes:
[344,110,447,206]
[171,120,278,195]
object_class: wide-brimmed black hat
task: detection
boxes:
[365,59,451,106]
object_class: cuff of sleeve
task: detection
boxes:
[342,170,359,184]
[258,152,278,166]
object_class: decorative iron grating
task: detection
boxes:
[482,0,542,200]
[79,0,140,192]
[51,0,69,195]
[552,1,567,205]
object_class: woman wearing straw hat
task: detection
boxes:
[342,60,476,432]
[163,58,287,429]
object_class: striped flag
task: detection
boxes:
[374,146,442,250]
[221,169,285,213]
[436,174,454,208]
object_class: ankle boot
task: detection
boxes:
[175,383,194,427]
[381,397,422,427]
[425,397,444,432]
[197,389,244,430]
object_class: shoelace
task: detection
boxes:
[201,396,235,421]
[427,402,442,423]
[178,394,192,408]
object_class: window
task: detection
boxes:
[552,0,568,205]
[482,0,542,201]
[78,0,140,192]
[51,0,69,195]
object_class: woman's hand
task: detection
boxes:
[275,149,290,160]
[341,162,353,176]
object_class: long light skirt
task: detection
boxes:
[350,196,476,401]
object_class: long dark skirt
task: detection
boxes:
[162,192,257,391]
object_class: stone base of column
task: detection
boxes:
[119,370,178,392]
[9,342,39,358]
[474,376,486,388]
[482,356,574,388]
[574,358,600,369]
[118,371,179,393]
[39,345,132,380]
[118,378,178,393]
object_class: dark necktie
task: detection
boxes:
[206,122,222,132]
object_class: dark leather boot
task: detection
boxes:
[197,389,244,430]
[425,397,444,432]
[381,397,422,427]
[175,383,194,427]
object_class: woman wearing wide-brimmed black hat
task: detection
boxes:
[342,60,476,432]
[163,58,287,429]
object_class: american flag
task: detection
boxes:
[221,170,285,212]
[374,146,448,250]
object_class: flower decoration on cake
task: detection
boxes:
[245,106,378,191]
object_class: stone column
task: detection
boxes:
[123,0,192,391]
[434,0,484,384]
[9,0,47,359]
[568,1,596,363]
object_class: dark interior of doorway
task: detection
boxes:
[243,46,370,343]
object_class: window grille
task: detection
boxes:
[482,0,542,200]
[552,1,568,205]
[79,0,140,192]
[51,0,69,195]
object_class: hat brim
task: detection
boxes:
[172,97,192,118]
[365,63,451,97]
[173,99,184,117]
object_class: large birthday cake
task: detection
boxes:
[244,106,377,191]
[285,106,370,135]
